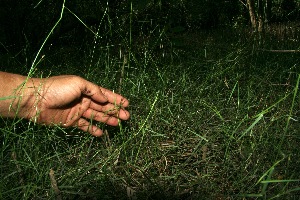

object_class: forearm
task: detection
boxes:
[0,72,37,119]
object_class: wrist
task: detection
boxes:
[0,72,40,120]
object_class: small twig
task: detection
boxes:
[201,145,208,161]
[258,49,300,53]
[118,55,127,94]
[11,151,25,186]
[49,169,62,200]
[238,0,247,8]
[104,129,112,148]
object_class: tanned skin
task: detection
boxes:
[0,72,130,136]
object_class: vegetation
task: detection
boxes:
[1,0,300,199]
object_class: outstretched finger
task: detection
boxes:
[99,87,129,107]
[88,101,130,120]
[77,118,103,136]
[78,77,129,107]
[83,109,128,125]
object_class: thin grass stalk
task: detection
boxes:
[284,73,300,133]
[29,0,66,77]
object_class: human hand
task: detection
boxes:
[24,75,129,136]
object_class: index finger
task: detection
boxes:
[99,87,129,107]
[80,78,129,106]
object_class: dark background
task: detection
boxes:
[0,0,299,69]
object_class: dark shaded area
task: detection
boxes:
[1,0,299,59]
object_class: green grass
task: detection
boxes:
[1,5,300,199]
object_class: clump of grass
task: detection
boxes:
[1,2,300,199]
